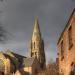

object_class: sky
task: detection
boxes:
[0,0,75,64]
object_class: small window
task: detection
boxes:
[61,40,64,60]
[68,26,73,50]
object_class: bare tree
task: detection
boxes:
[37,59,59,75]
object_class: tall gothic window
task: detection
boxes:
[31,53,34,57]
[61,40,64,60]
[68,26,73,50]
[34,42,35,49]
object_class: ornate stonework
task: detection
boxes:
[30,18,46,69]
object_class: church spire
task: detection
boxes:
[30,17,46,69]
[32,17,41,38]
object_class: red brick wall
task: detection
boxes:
[57,11,75,75]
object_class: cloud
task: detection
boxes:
[0,0,75,63]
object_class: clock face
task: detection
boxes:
[0,59,5,72]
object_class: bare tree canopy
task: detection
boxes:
[37,59,59,75]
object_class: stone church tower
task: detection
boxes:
[30,18,46,69]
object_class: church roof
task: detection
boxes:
[11,52,27,68]
[0,51,6,59]
[5,50,15,58]
[4,53,19,70]
[11,52,26,59]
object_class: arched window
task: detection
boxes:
[61,40,64,60]
[68,26,73,50]
[34,42,35,49]
[31,53,34,57]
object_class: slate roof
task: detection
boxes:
[3,53,19,71]
[11,51,27,68]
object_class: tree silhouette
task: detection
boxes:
[37,59,59,75]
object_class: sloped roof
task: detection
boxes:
[57,8,75,44]
[0,51,6,59]
[11,52,27,68]
[23,57,35,67]
[4,50,19,69]
[5,50,16,58]
[4,50,27,68]
[11,52,26,59]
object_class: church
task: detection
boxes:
[0,18,46,75]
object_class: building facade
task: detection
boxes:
[57,9,75,75]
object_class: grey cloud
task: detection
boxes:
[0,0,75,63]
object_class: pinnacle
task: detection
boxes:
[33,17,41,34]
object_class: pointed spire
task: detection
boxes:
[34,17,40,31]
[32,17,41,37]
